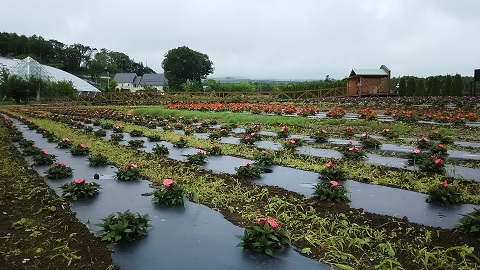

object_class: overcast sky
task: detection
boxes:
[1,0,479,80]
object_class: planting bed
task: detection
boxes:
[2,103,480,269]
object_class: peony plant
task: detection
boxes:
[186,149,208,165]
[311,129,329,143]
[33,149,56,165]
[235,161,262,179]
[60,178,100,201]
[253,150,275,166]
[96,210,151,242]
[44,162,73,179]
[152,178,186,206]
[115,163,141,181]
[87,154,109,167]
[152,143,169,155]
[426,180,461,205]
[70,143,90,155]
[236,217,291,257]
[319,161,347,181]
[313,180,349,202]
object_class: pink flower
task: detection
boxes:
[330,180,339,186]
[383,129,390,133]
[434,159,441,164]
[250,132,256,136]
[290,139,295,144]
[41,149,48,154]
[348,147,354,151]
[267,219,278,228]
[62,137,69,141]
[74,178,84,184]
[196,149,201,153]
[80,144,85,148]
[163,178,173,187]
[421,136,427,141]
[263,151,268,155]
[124,163,130,168]
[413,148,422,154]
[346,126,352,131]
[321,129,326,133]
[438,144,444,148]
[254,217,266,222]
[131,164,138,168]
[60,162,65,166]
[361,133,367,137]
[243,160,248,166]
[326,161,332,168]
[434,131,439,134]
[440,180,448,187]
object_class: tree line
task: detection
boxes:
[392,74,472,96]
[0,32,155,81]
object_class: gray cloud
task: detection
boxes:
[2,0,479,80]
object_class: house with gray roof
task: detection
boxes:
[114,73,165,92]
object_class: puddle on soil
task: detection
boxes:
[9,118,329,270]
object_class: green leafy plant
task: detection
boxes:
[112,125,124,133]
[152,143,169,155]
[455,208,480,234]
[22,145,42,156]
[208,131,222,140]
[311,129,329,143]
[110,133,124,142]
[381,128,398,140]
[319,161,347,181]
[359,134,381,149]
[240,132,260,145]
[207,144,222,155]
[417,136,432,149]
[283,137,302,151]
[419,156,445,173]
[428,131,442,140]
[276,125,290,139]
[253,150,275,166]
[33,149,56,165]
[100,122,114,129]
[430,143,448,158]
[128,139,145,148]
[185,149,208,165]
[115,163,140,181]
[93,129,107,137]
[44,162,73,179]
[56,137,72,149]
[83,126,94,134]
[60,178,100,201]
[147,134,162,142]
[426,180,461,205]
[70,143,90,155]
[18,139,35,148]
[236,218,291,257]
[96,210,151,242]
[183,127,193,136]
[344,126,354,137]
[173,137,188,148]
[87,154,109,166]
[235,161,262,179]
[406,148,428,166]
[313,180,349,202]
[145,121,157,129]
[152,178,186,206]
[129,129,144,137]
[339,144,365,160]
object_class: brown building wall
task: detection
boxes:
[346,76,389,96]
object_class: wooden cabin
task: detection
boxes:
[346,65,391,96]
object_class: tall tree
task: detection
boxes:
[406,77,416,96]
[451,74,463,96]
[398,77,406,96]
[443,75,452,96]
[416,79,426,96]
[430,76,441,96]
[162,46,214,90]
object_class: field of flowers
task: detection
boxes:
[1,98,480,269]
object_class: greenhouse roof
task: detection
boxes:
[0,56,100,92]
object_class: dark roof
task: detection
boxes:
[113,73,136,83]
[133,75,142,85]
[140,73,165,86]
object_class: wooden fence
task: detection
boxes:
[40,87,348,106]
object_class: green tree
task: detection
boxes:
[451,74,463,96]
[398,77,406,96]
[406,77,416,96]
[8,75,29,103]
[443,75,452,96]
[162,46,214,91]
[416,79,426,96]
[0,68,10,100]
[430,76,441,96]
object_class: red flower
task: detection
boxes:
[267,219,278,228]
[440,180,448,187]
[163,178,173,187]
[434,158,441,164]
[329,180,339,186]
[254,217,266,222]
[74,178,85,184]
[325,161,332,168]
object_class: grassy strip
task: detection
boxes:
[7,110,480,269]
[0,118,114,269]
[90,118,480,205]
[131,106,479,144]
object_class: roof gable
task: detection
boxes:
[350,69,388,77]
[140,73,165,86]
[113,73,137,83]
